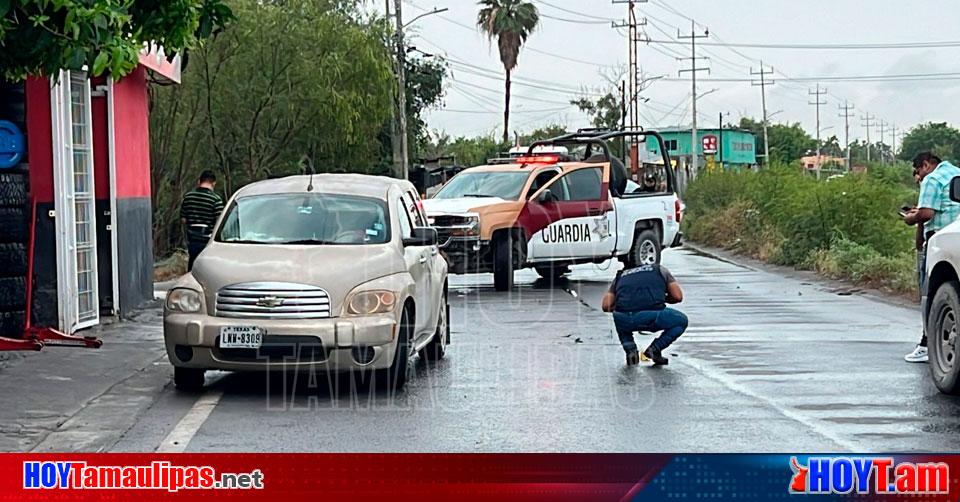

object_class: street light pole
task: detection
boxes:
[393,0,410,180]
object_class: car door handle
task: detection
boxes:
[431,246,439,256]
[587,208,603,216]
[419,255,428,264]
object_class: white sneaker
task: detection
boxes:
[904,345,928,363]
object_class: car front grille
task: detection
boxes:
[216,282,332,319]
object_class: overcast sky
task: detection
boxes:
[396,0,960,145]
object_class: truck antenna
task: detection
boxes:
[301,155,315,192]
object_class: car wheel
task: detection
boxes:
[535,265,569,281]
[173,367,206,392]
[420,291,448,362]
[928,280,960,394]
[628,229,661,267]
[493,232,514,291]
[379,305,412,392]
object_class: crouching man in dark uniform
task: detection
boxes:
[601,264,688,365]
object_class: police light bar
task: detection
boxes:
[516,155,560,165]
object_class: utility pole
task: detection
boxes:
[393,0,410,180]
[861,113,875,163]
[876,120,887,164]
[620,79,627,159]
[612,1,647,134]
[678,19,709,174]
[808,83,827,179]
[892,125,902,159]
[838,100,854,172]
[750,61,774,167]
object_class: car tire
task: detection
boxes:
[420,291,448,362]
[627,228,661,267]
[0,207,27,244]
[378,305,412,392]
[0,172,27,208]
[0,243,27,278]
[0,277,26,310]
[173,367,206,392]
[535,265,569,281]
[493,232,514,292]
[928,280,960,394]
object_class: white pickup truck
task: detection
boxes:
[923,176,960,394]
[423,130,683,291]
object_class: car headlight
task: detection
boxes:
[166,288,203,313]
[346,290,397,315]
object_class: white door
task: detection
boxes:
[396,194,431,340]
[51,71,100,332]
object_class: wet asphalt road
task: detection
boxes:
[111,247,960,453]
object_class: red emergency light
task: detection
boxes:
[516,155,560,165]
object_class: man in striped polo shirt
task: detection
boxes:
[180,170,224,270]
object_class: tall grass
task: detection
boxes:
[684,164,918,294]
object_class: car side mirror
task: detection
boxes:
[537,189,557,204]
[951,177,960,203]
[403,227,438,247]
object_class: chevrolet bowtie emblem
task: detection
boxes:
[256,296,284,308]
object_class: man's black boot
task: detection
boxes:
[642,345,669,365]
[625,350,640,366]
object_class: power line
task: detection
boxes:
[635,39,960,50]
[659,71,960,83]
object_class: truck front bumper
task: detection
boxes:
[163,312,399,372]
[438,236,493,274]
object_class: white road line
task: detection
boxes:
[156,391,223,453]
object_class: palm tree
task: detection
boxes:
[477,0,539,144]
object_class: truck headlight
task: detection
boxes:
[166,288,203,313]
[451,216,480,237]
[346,290,397,315]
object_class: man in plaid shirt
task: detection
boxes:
[903,152,960,362]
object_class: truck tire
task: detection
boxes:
[0,243,27,277]
[0,172,27,207]
[0,207,27,244]
[0,277,26,310]
[928,280,960,395]
[627,228,662,267]
[493,233,514,291]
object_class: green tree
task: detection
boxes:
[571,92,621,130]
[736,117,816,165]
[0,0,232,80]
[899,122,960,163]
[150,0,393,255]
[477,0,539,144]
[521,123,567,144]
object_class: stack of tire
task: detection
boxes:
[0,169,28,337]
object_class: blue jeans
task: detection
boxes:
[613,307,688,354]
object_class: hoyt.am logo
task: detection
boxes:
[789,457,949,495]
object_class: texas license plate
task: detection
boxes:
[219,326,263,349]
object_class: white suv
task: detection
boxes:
[163,174,449,392]
[923,177,960,394]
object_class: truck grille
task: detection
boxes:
[216,282,331,319]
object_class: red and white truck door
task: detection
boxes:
[519,166,618,261]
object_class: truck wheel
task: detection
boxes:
[379,305,412,392]
[173,367,206,392]
[419,292,447,362]
[928,280,960,394]
[628,229,662,267]
[535,265,569,281]
[0,172,27,207]
[493,233,514,291]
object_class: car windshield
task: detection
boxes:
[216,193,390,245]
[433,171,530,200]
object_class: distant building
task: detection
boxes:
[645,127,758,170]
[800,154,846,171]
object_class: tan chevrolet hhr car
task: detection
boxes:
[163,174,449,392]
